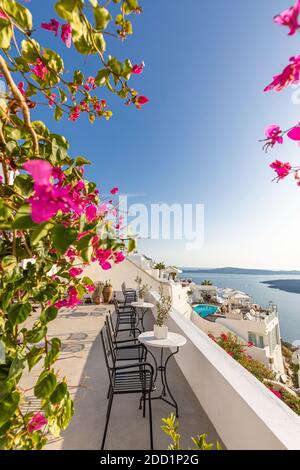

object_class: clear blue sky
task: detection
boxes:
[28,0,300,269]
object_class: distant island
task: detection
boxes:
[181,267,300,275]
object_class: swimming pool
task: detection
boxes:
[193,304,219,318]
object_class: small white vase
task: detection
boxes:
[137,298,144,306]
[154,324,168,339]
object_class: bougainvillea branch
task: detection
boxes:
[262,1,300,185]
[0,0,143,450]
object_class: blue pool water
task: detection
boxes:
[193,304,219,318]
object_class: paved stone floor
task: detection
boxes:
[22,303,221,450]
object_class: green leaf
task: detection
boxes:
[54,106,63,121]
[1,256,17,273]
[82,276,93,286]
[13,174,33,198]
[55,0,82,30]
[40,306,58,324]
[73,69,84,85]
[1,0,32,30]
[0,20,12,49]
[75,156,91,166]
[128,238,136,253]
[0,200,12,223]
[32,121,50,138]
[76,233,93,262]
[44,48,64,74]
[0,391,20,427]
[94,6,112,30]
[26,325,47,344]
[50,382,68,404]
[44,338,61,368]
[12,204,37,229]
[30,222,53,246]
[8,302,31,327]
[34,371,57,399]
[21,38,40,62]
[27,346,44,371]
[95,69,110,87]
[59,89,67,103]
[8,355,25,382]
[52,224,77,254]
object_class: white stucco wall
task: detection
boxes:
[149,292,300,450]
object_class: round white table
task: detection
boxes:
[131,302,154,331]
[138,331,187,417]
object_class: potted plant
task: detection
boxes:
[138,283,151,305]
[92,282,104,305]
[154,262,166,278]
[103,280,113,304]
[154,289,172,339]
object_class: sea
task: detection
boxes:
[181,271,300,344]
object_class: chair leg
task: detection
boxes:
[148,392,153,450]
[143,392,146,418]
[106,383,111,399]
[101,391,114,450]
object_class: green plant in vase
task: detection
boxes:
[154,288,172,339]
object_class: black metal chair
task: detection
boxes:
[121,281,137,305]
[105,316,147,363]
[113,299,137,334]
[101,325,154,450]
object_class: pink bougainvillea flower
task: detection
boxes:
[265,124,283,146]
[69,267,83,278]
[84,76,97,91]
[270,160,292,180]
[61,23,72,48]
[52,166,65,183]
[114,251,125,263]
[41,18,60,36]
[65,247,77,261]
[85,284,95,293]
[287,125,300,140]
[220,333,228,342]
[274,0,300,36]
[27,412,48,433]
[18,82,26,97]
[136,95,149,106]
[85,204,98,222]
[23,160,81,223]
[48,93,56,107]
[0,9,8,20]
[269,388,283,399]
[0,175,3,184]
[55,287,80,309]
[132,62,145,74]
[23,160,52,187]
[247,341,254,348]
[110,187,119,195]
[69,106,81,122]
[75,180,85,191]
[264,55,300,92]
[32,58,48,81]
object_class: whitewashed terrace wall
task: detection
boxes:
[149,291,300,450]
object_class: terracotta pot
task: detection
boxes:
[103,286,113,304]
[93,296,101,305]
[154,324,168,340]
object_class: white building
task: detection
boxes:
[80,253,300,449]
